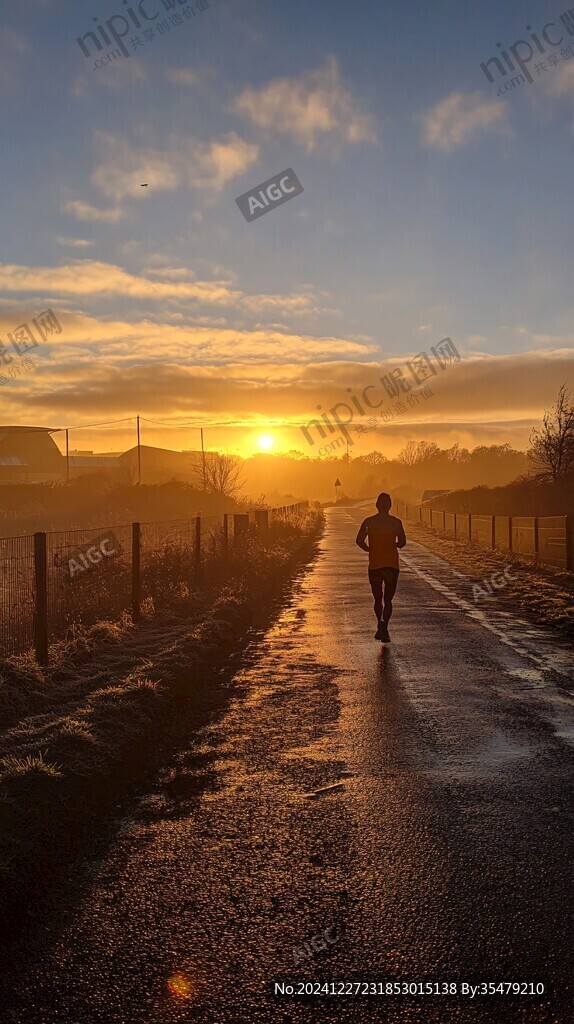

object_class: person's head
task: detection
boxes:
[376,492,392,513]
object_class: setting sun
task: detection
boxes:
[258,434,275,450]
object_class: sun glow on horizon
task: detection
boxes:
[257,433,275,450]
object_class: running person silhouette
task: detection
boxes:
[355,493,406,642]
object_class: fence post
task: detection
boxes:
[533,517,539,564]
[132,522,141,622]
[195,515,201,568]
[508,516,513,553]
[468,513,472,543]
[253,509,269,532]
[223,513,229,552]
[419,505,422,524]
[566,514,573,571]
[491,515,496,550]
[233,513,249,543]
[33,532,48,666]
[443,510,447,532]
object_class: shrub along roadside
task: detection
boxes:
[0,511,323,923]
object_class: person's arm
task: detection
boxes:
[356,520,369,552]
[396,519,407,549]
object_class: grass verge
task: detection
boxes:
[0,511,323,924]
[405,520,574,642]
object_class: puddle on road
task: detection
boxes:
[554,725,574,743]
[424,732,541,780]
[505,667,547,689]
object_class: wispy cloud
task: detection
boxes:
[420,90,510,151]
[86,131,259,203]
[72,60,147,97]
[61,200,125,223]
[0,261,338,320]
[232,57,378,153]
[183,133,260,192]
[5,346,572,442]
[166,68,206,87]
[541,61,574,105]
[56,237,94,249]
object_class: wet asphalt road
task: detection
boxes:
[5,505,574,1024]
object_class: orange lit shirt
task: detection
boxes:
[363,514,405,570]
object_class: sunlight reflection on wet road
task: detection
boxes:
[5,506,574,1024]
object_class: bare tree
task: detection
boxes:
[397,440,440,466]
[445,443,470,464]
[529,385,574,484]
[363,450,388,466]
[204,453,244,498]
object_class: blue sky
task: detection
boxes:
[0,0,573,456]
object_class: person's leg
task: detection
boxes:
[381,569,399,625]
[369,570,383,621]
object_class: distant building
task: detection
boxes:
[0,426,63,484]
[0,428,218,486]
[69,454,121,479]
[120,446,216,486]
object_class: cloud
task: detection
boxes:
[62,200,125,223]
[541,61,574,110]
[87,131,259,203]
[232,57,378,152]
[90,133,182,202]
[183,133,260,192]
[6,348,573,450]
[420,90,510,151]
[56,237,94,248]
[0,310,375,378]
[71,60,147,98]
[166,68,201,87]
[0,260,341,321]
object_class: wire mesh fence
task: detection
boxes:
[140,518,199,612]
[0,535,35,656]
[395,500,572,571]
[0,502,310,662]
[46,525,133,642]
[537,516,568,569]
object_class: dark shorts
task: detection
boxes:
[368,567,400,589]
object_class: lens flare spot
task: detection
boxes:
[167,972,194,1000]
